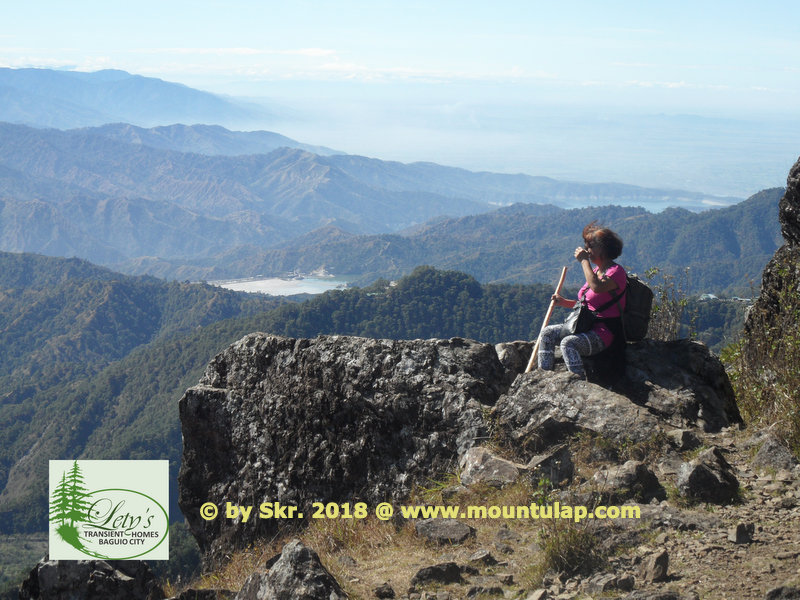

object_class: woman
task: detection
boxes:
[538,222,627,381]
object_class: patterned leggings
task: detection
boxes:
[537,324,607,377]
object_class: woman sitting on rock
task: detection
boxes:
[538,222,627,381]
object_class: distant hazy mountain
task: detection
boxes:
[0,122,487,259]
[80,122,340,157]
[0,68,268,129]
[324,154,741,211]
[139,188,781,295]
[0,120,752,284]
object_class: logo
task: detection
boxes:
[49,460,169,560]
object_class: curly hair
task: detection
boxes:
[582,221,623,260]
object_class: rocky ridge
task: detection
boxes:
[176,334,739,566]
[20,335,800,599]
[151,328,798,600]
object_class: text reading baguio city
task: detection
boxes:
[200,501,641,524]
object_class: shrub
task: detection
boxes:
[644,267,695,341]
[722,268,800,458]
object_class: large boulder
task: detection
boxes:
[677,447,740,504]
[492,339,740,460]
[19,559,163,600]
[179,334,505,564]
[491,370,663,457]
[622,339,741,431]
[590,460,666,503]
[178,333,740,566]
[234,539,346,600]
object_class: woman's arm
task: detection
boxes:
[574,248,620,294]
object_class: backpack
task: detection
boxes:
[594,272,654,342]
[617,273,654,341]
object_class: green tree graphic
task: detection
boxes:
[49,473,71,525]
[49,461,104,556]
[64,460,91,526]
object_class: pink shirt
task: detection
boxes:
[578,263,627,346]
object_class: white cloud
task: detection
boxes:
[138,47,337,57]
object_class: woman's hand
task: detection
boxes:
[574,247,590,262]
[552,293,575,308]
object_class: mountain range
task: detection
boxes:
[0,68,267,129]
[124,189,784,296]
[0,120,748,287]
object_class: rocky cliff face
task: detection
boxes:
[744,156,800,354]
[179,334,505,564]
[178,333,740,567]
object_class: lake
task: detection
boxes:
[212,276,350,296]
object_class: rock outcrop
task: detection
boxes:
[779,158,800,246]
[179,333,739,566]
[19,558,163,600]
[744,156,800,358]
[677,446,740,504]
[234,539,346,600]
[491,340,740,461]
[179,334,504,564]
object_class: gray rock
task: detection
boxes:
[667,429,701,452]
[779,156,800,246]
[465,586,504,598]
[728,522,755,544]
[179,334,504,563]
[234,539,346,600]
[623,593,683,600]
[415,518,476,545]
[636,503,722,531]
[459,446,526,487]
[177,592,234,600]
[621,339,741,432]
[410,562,462,587]
[491,371,663,456]
[585,572,618,593]
[526,444,574,487]
[617,574,635,591]
[526,591,550,600]
[179,333,742,566]
[677,447,740,504]
[171,592,235,600]
[495,524,521,543]
[752,434,798,473]
[766,587,800,600]
[19,559,164,600]
[492,339,739,460]
[373,582,395,598]
[743,157,800,371]
[493,541,514,554]
[639,549,669,582]
[468,549,498,566]
[495,340,534,379]
[590,460,666,503]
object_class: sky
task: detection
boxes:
[2,1,799,196]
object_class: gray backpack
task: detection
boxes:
[615,273,654,341]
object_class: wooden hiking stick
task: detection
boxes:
[525,266,568,373]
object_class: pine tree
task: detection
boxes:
[64,461,91,526]
[49,473,71,525]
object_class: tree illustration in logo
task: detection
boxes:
[49,461,97,554]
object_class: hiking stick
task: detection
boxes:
[525,266,568,373]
